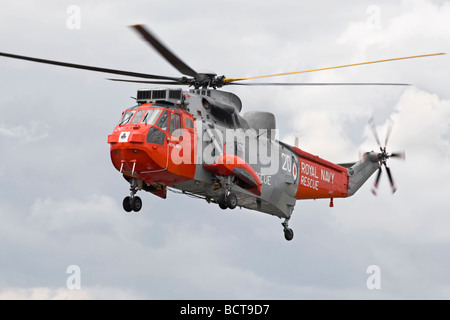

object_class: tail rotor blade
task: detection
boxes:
[384,164,397,194]
[369,117,382,148]
[390,151,406,160]
[371,166,382,196]
[384,119,394,147]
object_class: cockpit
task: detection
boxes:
[108,99,197,189]
[115,102,194,146]
[118,105,165,127]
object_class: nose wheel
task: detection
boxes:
[123,196,142,212]
[122,179,142,212]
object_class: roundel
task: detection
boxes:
[292,162,298,180]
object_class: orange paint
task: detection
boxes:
[108,103,197,186]
[203,154,262,196]
[292,147,348,199]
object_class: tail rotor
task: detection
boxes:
[368,117,405,195]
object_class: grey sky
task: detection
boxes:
[0,0,449,299]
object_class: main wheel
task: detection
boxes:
[284,228,294,241]
[131,196,142,212]
[123,196,132,212]
[226,193,237,209]
[217,194,228,210]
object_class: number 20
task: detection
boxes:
[281,153,291,173]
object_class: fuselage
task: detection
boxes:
[108,89,379,220]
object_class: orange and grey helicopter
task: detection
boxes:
[0,25,442,240]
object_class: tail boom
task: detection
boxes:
[347,152,380,196]
[290,148,379,200]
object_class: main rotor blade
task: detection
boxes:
[228,82,410,86]
[107,78,186,85]
[131,24,200,80]
[0,52,179,81]
[224,53,445,83]
[369,117,382,148]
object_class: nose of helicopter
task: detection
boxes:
[108,124,168,179]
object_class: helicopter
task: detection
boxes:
[0,25,443,240]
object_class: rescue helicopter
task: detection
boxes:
[0,25,443,240]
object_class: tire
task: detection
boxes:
[123,196,132,212]
[131,196,142,212]
[226,193,237,209]
[284,228,294,241]
[217,194,228,210]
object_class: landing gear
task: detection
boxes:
[123,196,132,212]
[282,219,294,241]
[217,194,228,210]
[122,196,142,212]
[131,196,142,211]
[226,193,237,209]
[215,176,238,210]
[284,228,294,241]
[217,192,238,210]
[123,179,142,212]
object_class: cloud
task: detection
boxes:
[0,121,49,143]
[0,287,89,300]
[0,286,143,300]
[28,194,154,239]
[336,0,450,97]
[284,111,356,161]
[338,1,450,50]
[393,87,450,160]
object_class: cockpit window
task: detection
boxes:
[169,113,182,135]
[141,109,162,125]
[155,110,169,131]
[118,110,136,126]
[130,110,145,125]
[185,117,194,129]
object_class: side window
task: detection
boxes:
[155,110,169,131]
[169,113,176,135]
[169,113,182,135]
[185,117,194,129]
[146,127,166,145]
[175,114,181,132]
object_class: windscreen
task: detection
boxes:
[118,110,136,126]
[141,109,162,125]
